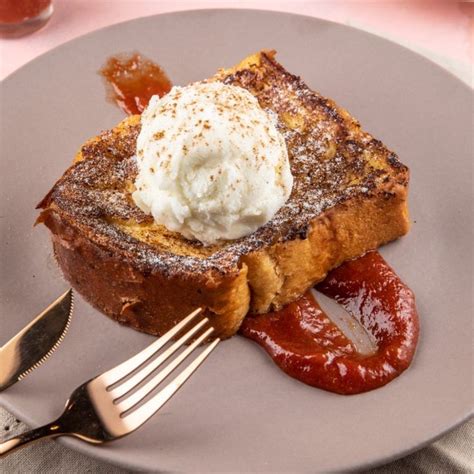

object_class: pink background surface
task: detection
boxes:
[0,1,472,81]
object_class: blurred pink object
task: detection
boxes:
[0,0,53,38]
[0,1,470,80]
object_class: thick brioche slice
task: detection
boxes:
[37,51,410,339]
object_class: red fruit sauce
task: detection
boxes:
[240,252,419,395]
[99,53,172,115]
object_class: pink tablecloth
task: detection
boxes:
[0,0,472,81]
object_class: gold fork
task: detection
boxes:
[0,308,219,456]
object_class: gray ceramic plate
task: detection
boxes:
[0,9,472,473]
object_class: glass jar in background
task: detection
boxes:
[0,0,53,38]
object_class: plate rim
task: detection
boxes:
[1,392,473,472]
[2,7,472,94]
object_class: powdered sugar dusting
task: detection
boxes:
[41,53,408,278]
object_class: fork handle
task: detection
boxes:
[0,420,66,456]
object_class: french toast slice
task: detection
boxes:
[37,51,410,339]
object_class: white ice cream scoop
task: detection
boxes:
[132,82,293,245]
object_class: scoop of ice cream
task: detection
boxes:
[132,82,293,245]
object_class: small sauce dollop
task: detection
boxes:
[240,252,419,394]
[99,53,172,115]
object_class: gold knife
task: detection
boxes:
[0,289,74,391]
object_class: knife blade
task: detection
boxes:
[0,289,73,391]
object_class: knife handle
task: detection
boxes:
[0,420,66,456]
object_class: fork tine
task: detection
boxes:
[123,338,220,431]
[100,308,202,386]
[118,327,214,413]
[110,318,209,399]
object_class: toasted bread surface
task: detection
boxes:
[38,51,409,338]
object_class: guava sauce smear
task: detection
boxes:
[99,53,172,115]
[240,252,419,395]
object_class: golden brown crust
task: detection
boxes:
[39,209,250,338]
[37,51,410,339]
[242,191,409,313]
